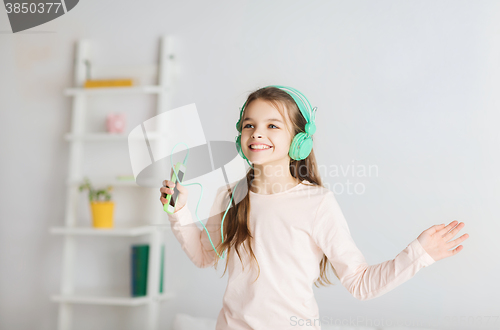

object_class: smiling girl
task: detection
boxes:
[160,85,469,330]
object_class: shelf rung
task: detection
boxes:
[64,85,165,96]
[50,225,170,237]
[66,178,139,187]
[51,292,175,306]
[64,132,163,142]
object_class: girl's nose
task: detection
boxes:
[251,132,263,139]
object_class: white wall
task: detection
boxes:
[1,0,499,329]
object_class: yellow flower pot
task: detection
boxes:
[90,201,115,228]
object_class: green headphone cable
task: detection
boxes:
[167,142,239,260]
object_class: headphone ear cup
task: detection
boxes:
[298,137,313,160]
[235,135,247,160]
[288,134,302,160]
[289,133,313,161]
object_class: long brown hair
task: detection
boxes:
[213,86,337,288]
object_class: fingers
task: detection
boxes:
[160,180,175,203]
[446,232,469,248]
[438,220,459,236]
[160,186,174,196]
[443,221,465,240]
[162,180,175,188]
[450,244,464,256]
[160,178,187,206]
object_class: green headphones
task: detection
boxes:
[235,85,318,163]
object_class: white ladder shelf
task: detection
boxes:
[51,35,176,330]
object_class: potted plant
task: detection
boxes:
[79,177,114,228]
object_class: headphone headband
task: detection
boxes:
[270,85,314,123]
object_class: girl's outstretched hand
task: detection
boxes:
[417,221,469,262]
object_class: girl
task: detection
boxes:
[159,86,469,330]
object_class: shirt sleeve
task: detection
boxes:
[167,185,229,268]
[311,191,436,301]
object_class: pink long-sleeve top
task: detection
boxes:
[167,180,435,330]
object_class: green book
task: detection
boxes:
[131,244,164,297]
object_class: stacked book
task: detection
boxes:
[131,244,164,297]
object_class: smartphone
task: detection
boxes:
[163,162,186,214]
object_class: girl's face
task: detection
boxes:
[240,99,294,166]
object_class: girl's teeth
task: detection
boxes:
[251,145,270,149]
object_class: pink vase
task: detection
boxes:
[106,113,126,133]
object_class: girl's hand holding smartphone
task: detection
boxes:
[160,167,188,213]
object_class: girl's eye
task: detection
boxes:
[243,124,279,128]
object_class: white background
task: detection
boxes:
[0,0,499,329]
